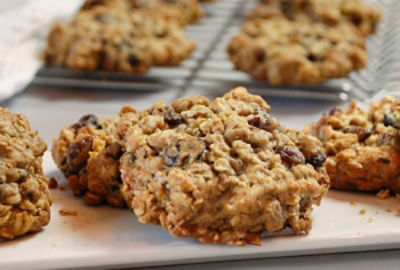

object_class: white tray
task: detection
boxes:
[2,86,400,270]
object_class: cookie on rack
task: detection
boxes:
[52,114,125,207]
[81,0,204,26]
[306,97,400,193]
[118,87,329,245]
[45,6,195,72]
[250,0,381,36]
[227,18,367,85]
[0,108,51,240]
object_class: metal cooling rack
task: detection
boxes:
[33,0,400,101]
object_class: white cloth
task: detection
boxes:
[0,0,82,101]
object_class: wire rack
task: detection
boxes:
[33,0,400,101]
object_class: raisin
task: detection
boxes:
[255,48,265,62]
[379,133,395,145]
[72,114,100,130]
[105,143,122,160]
[328,107,342,116]
[111,185,120,192]
[155,30,169,38]
[48,177,58,189]
[164,145,180,167]
[384,114,400,129]
[343,126,371,142]
[248,110,276,132]
[127,153,137,164]
[307,153,326,168]
[351,14,362,26]
[128,55,140,67]
[378,158,391,164]
[164,154,178,167]
[82,0,105,9]
[307,54,317,61]
[277,146,305,167]
[164,108,182,126]
[68,137,93,173]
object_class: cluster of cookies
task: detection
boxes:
[306,97,400,194]
[44,0,209,73]
[51,87,330,245]
[3,87,400,245]
[227,0,382,85]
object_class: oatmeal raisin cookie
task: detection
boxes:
[81,0,204,26]
[0,108,51,240]
[227,18,366,85]
[119,87,329,245]
[52,114,125,207]
[306,97,400,193]
[250,0,381,36]
[45,6,195,72]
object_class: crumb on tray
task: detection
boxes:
[59,208,78,217]
[376,189,390,199]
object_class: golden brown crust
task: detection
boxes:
[51,115,125,208]
[227,18,367,85]
[0,108,51,240]
[306,97,400,193]
[119,87,329,245]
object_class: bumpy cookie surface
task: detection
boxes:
[52,115,125,207]
[45,6,195,72]
[227,18,366,85]
[119,87,329,245]
[306,97,400,193]
[250,0,381,36]
[81,0,204,26]
[0,108,51,240]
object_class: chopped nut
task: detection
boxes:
[376,189,390,199]
[359,209,366,215]
[59,208,78,216]
[350,201,357,206]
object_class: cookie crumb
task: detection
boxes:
[376,189,390,199]
[368,217,374,223]
[59,208,77,216]
[397,207,400,216]
[359,209,366,215]
[48,177,58,189]
[387,209,392,213]
[350,201,357,206]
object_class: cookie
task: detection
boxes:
[45,6,195,72]
[227,18,367,85]
[52,114,125,207]
[0,108,51,240]
[81,0,204,26]
[306,97,400,193]
[250,0,381,36]
[118,87,329,245]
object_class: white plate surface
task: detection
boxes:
[2,87,400,270]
